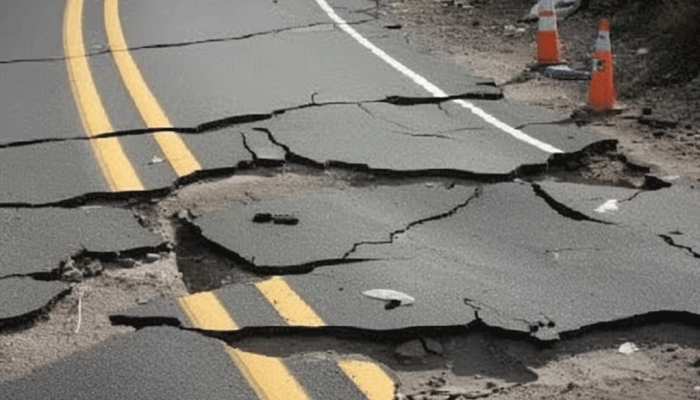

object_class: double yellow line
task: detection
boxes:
[179,277,395,400]
[63,0,200,191]
[64,1,394,397]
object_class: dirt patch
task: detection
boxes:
[380,0,700,184]
[0,255,186,383]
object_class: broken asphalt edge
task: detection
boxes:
[108,309,700,350]
[0,286,71,332]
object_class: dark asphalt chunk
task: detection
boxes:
[0,207,163,278]
[127,181,700,339]
[0,327,259,400]
[194,183,477,268]
[0,278,69,328]
[345,181,700,335]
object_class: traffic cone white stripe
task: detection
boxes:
[595,31,611,52]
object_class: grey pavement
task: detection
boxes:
[0,206,163,278]
[195,183,477,268]
[0,278,69,326]
[1,327,259,400]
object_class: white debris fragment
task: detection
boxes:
[148,156,164,165]
[618,342,639,355]
[362,289,415,307]
[595,199,619,213]
[636,48,649,56]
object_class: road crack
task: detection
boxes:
[342,187,482,258]
[658,234,700,259]
[0,21,373,66]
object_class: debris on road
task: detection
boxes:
[363,289,416,309]
[619,341,639,354]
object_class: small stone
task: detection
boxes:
[176,210,190,220]
[61,267,83,282]
[636,48,649,56]
[486,381,497,389]
[395,340,426,358]
[694,386,700,392]
[474,374,482,380]
[83,260,103,277]
[144,253,160,263]
[618,342,639,355]
[117,258,137,268]
[423,338,444,355]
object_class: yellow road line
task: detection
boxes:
[254,277,325,327]
[338,360,395,400]
[254,277,397,399]
[104,0,201,177]
[63,0,143,191]
[178,291,311,400]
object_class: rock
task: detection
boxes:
[83,259,103,277]
[423,338,444,355]
[618,342,639,355]
[117,258,137,268]
[61,266,83,282]
[144,253,160,263]
[636,48,649,56]
[395,340,427,358]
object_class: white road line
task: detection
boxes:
[313,0,564,154]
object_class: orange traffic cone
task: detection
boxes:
[588,18,615,111]
[536,0,561,65]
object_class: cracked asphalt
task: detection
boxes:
[2,0,700,398]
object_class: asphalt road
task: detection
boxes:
[2,0,699,399]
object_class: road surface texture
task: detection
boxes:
[1,0,700,399]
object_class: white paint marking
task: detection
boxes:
[595,199,618,213]
[314,0,564,154]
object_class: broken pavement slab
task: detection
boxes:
[193,183,478,268]
[120,181,700,340]
[0,206,164,278]
[0,278,69,328]
[258,103,578,176]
